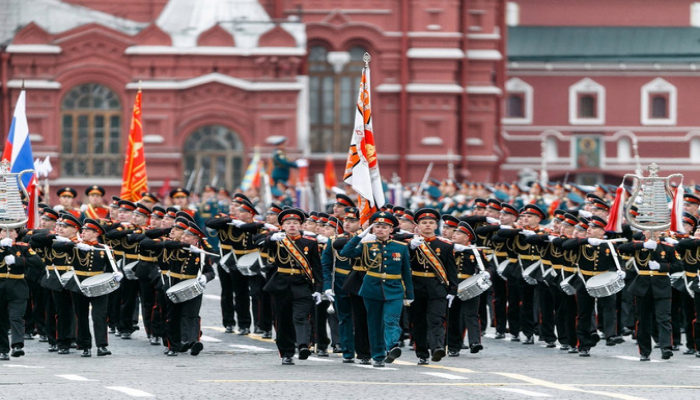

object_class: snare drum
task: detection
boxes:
[457,272,492,301]
[236,252,262,276]
[166,279,204,303]
[522,262,543,285]
[560,273,584,296]
[123,261,139,280]
[496,259,510,280]
[670,272,686,291]
[60,271,75,287]
[585,271,625,298]
[80,273,120,297]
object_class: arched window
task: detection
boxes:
[617,137,631,162]
[651,95,668,118]
[308,45,367,153]
[60,83,121,177]
[506,95,524,118]
[579,95,596,118]
[183,125,245,192]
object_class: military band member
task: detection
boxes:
[675,226,700,356]
[618,232,682,361]
[562,216,625,357]
[263,209,323,365]
[408,208,458,365]
[339,211,413,367]
[52,219,120,357]
[81,185,110,221]
[550,212,581,352]
[448,222,485,356]
[0,228,43,359]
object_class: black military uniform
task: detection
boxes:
[52,219,115,357]
[263,209,323,365]
[618,238,682,360]
[409,208,458,364]
[676,234,700,356]
[0,234,44,359]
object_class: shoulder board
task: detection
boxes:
[15,242,28,247]
[392,240,408,246]
[116,227,123,231]
[26,230,34,235]
[302,235,317,241]
[437,237,453,244]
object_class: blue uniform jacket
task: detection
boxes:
[340,235,414,301]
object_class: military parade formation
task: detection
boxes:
[2,165,700,369]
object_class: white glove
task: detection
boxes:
[228,219,244,227]
[197,275,208,287]
[270,232,286,242]
[548,235,559,242]
[302,230,317,237]
[410,236,424,249]
[53,205,64,212]
[316,235,329,244]
[312,292,323,305]
[358,224,374,238]
[79,204,88,212]
[403,299,414,306]
[323,289,335,303]
[55,236,71,242]
[453,243,468,252]
[4,255,15,265]
[617,270,626,280]
[588,238,603,246]
[295,158,309,168]
[263,223,279,231]
[361,233,376,243]
[578,210,592,219]
[486,217,500,224]
[446,294,455,308]
[648,260,661,270]
[188,245,203,254]
[113,271,124,282]
[664,237,679,246]
[0,238,13,247]
[520,230,536,237]
[643,240,657,250]
[500,225,513,230]
[76,243,92,251]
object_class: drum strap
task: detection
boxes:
[280,237,314,284]
[417,243,448,286]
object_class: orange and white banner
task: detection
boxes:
[343,55,385,225]
[120,89,148,201]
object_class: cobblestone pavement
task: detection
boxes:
[2,278,698,399]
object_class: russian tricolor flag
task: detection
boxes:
[2,90,38,228]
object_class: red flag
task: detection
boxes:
[158,178,171,200]
[324,154,337,190]
[604,186,625,233]
[343,54,385,225]
[120,90,148,201]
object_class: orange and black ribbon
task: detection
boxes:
[418,243,448,286]
[280,236,314,284]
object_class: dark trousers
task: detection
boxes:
[44,288,57,345]
[670,288,683,346]
[24,279,45,336]
[447,296,480,352]
[409,295,447,359]
[517,279,537,337]
[364,297,403,361]
[681,290,696,350]
[556,288,578,347]
[119,279,139,334]
[538,281,557,342]
[334,290,355,359]
[72,292,108,349]
[577,289,616,351]
[52,289,75,349]
[166,295,202,351]
[217,265,235,327]
[0,281,27,352]
[139,278,157,337]
[693,291,700,351]
[107,285,121,330]
[492,274,508,334]
[249,274,270,331]
[478,290,489,332]
[313,301,332,350]
[230,268,252,329]
[620,284,637,329]
[270,290,313,358]
[257,272,274,332]
[350,293,371,359]
[635,290,672,356]
[154,287,169,345]
[506,278,521,335]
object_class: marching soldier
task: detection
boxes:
[408,208,458,365]
[618,232,682,361]
[550,212,581,352]
[263,209,323,365]
[52,219,121,357]
[675,226,700,356]
[448,222,485,356]
[0,228,44,359]
[81,185,110,221]
[339,211,414,368]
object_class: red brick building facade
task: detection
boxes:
[0,0,506,198]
